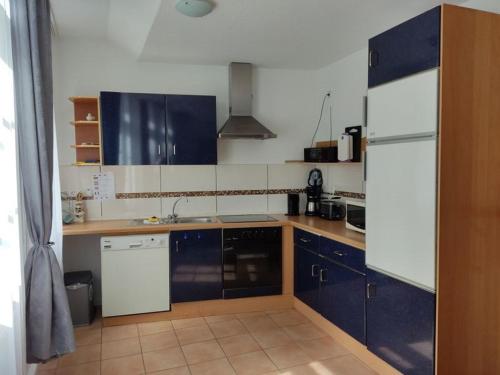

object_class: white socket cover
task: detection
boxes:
[338,134,353,161]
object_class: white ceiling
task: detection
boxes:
[51,0,468,69]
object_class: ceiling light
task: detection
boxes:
[176,0,214,18]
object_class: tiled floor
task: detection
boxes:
[36,309,377,375]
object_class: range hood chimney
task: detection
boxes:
[218,63,277,140]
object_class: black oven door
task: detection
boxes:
[223,227,282,299]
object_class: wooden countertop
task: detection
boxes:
[63,214,365,250]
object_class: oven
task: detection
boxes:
[222,227,282,299]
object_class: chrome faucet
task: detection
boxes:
[168,196,188,222]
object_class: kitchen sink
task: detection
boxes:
[130,216,215,226]
[173,216,215,224]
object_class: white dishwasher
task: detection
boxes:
[101,234,170,317]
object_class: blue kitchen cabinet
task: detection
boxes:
[366,268,435,375]
[368,6,441,88]
[100,91,167,165]
[320,257,366,344]
[294,245,321,312]
[165,94,217,165]
[170,229,222,303]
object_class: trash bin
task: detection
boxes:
[64,271,96,326]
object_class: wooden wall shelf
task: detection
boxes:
[69,96,102,166]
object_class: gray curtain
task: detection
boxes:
[10,0,75,363]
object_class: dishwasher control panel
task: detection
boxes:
[101,234,169,251]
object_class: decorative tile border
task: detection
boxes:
[63,188,306,201]
[334,190,365,200]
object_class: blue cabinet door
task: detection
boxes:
[368,6,441,88]
[165,95,217,165]
[319,258,366,344]
[170,229,222,303]
[294,245,320,312]
[366,268,435,375]
[100,91,166,165]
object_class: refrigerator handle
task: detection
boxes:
[364,151,367,181]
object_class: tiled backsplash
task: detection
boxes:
[59,164,364,220]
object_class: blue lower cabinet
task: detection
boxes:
[320,258,366,344]
[366,268,435,375]
[170,229,222,303]
[294,245,320,312]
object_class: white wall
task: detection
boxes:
[53,37,318,165]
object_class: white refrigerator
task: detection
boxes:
[366,68,438,291]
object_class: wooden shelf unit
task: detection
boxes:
[69,96,101,165]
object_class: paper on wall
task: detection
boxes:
[92,172,115,200]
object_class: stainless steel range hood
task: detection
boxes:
[218,63,277,139]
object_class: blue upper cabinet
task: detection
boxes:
[101,92,167,165]
[165,95,217,165]
[366,268,435,375]
[368,6,441,88]
[170,229,222,303]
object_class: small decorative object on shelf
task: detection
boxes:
[73,192,86,223]
[69,96,101,166]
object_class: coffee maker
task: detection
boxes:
[305,169,323,216]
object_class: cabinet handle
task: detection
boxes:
[158,144,161,155]
[367,283,377,299]
[333,250,344,257]
[368,49,378,67]
[173,144,176,156]
[320,268,328,283]
[175,240,179,253]
[311,264,320,277]
[299,238,311,244]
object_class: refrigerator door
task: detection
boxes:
[366,139,436,290]
[367,68,439,140]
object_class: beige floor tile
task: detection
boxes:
[316,355,377,375]
[264,343,313,369]
[140,331,179,352]
[101,337,141,360]
[171,317,207,330]
[251,328,293,349]
[181,339,225,365]
[58,344,101,368]
[74,328,101,347]
[204,314,237,324]
[217,333,261,357]
[228,350,278,375]
[142,347,186,373]
[209,319,248,338]
[102,324,138,342]
[236,311,267,320]
[138,320,173,336]
[278,362,323,375]
[55,361,100,375]
[189,357,236,375]
[240,315,279,332]
[175,325,214,345]
[268,311,308,327]
[295,336,350,361]
[150,366,190,375]
[101,354,145,375]
[283,323,326,341]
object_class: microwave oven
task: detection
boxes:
[346,200,365,234]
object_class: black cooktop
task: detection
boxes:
[217,214,278,223]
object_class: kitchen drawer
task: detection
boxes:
[294,228,320,252]
[320,237,365,274]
